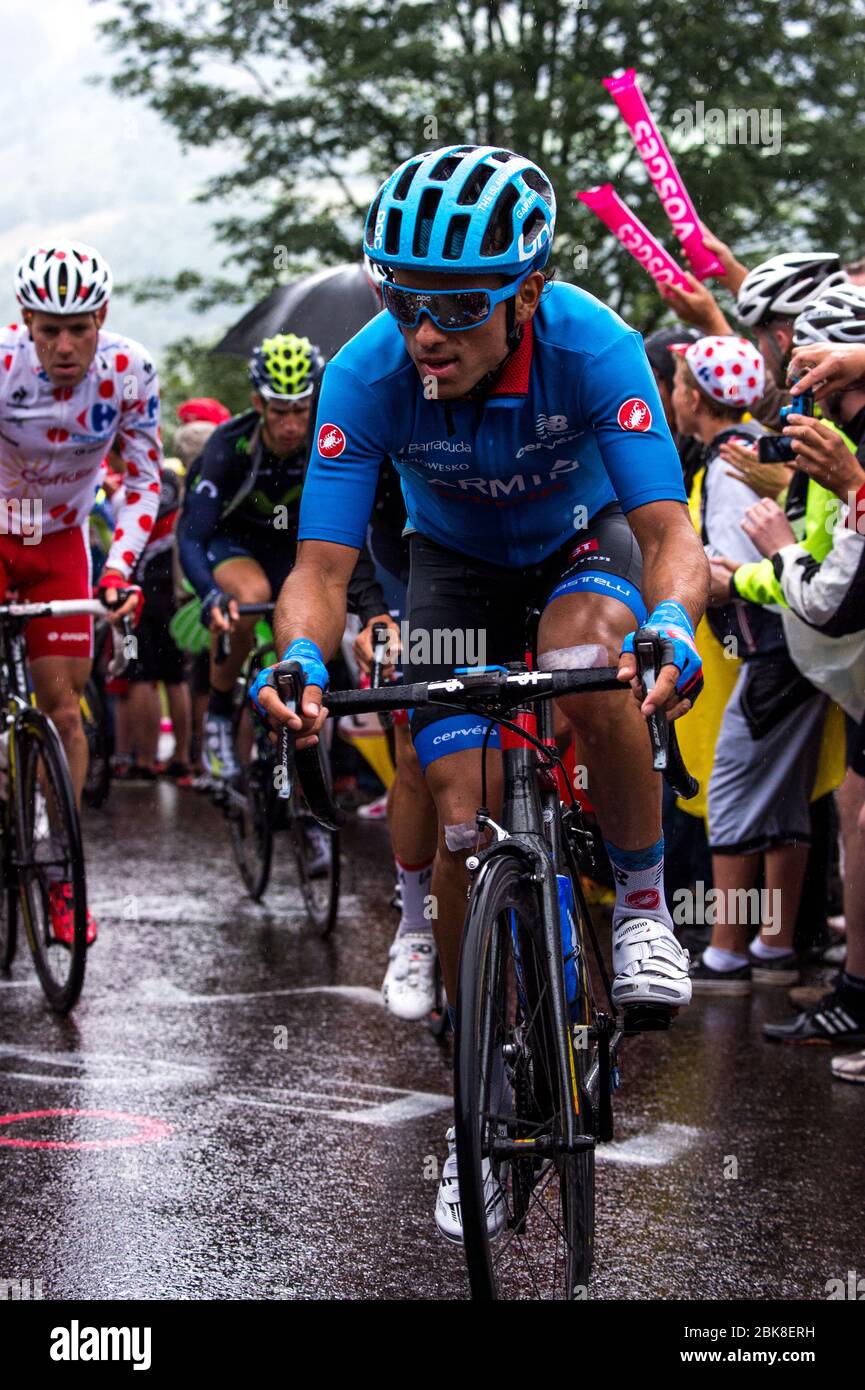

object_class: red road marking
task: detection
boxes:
[0,1108,173,1149]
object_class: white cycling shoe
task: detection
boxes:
[382,930,436,1021]
[611,916,692,1009]
[435,1126,508,1245]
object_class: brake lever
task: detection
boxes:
[370,621,393,730]
[632,627,669,772]
[274,663,303,801]
[107,615,138,678]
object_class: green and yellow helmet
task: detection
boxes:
[248,333,325,401]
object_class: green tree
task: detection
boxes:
[97,0,865,330]
[159,337,249,451]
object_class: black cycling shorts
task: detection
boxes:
[127,604,186,685]
[207,525,296,600]
[405,503,645,769]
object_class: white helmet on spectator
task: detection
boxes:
[15,241,113,315]
[671,335,766,408]
[792,284,865,346]
[736,252,845,327]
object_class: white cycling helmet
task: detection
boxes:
[15,241,113,315]
[736,252,845,327]
[363,252,386,294]
[792,284,865,347]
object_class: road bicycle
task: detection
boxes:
[0,598,130,1012]
[216,602,340,933]
[271,625,697,1299]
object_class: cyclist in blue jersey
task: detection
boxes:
[251,145,710,1242]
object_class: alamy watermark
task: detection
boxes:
[671,101,782,155]
[672,882,781,934]
[0,498,41,545]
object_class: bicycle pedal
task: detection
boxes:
[622,1003,674,1035]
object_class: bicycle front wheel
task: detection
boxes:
[227,756,275,901]
[12,708,87,1012]
[0,802,17,970]
[289,802,340,936]
[455,852,594,1300]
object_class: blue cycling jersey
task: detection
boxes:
[298,280,686,566]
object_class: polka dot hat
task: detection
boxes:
[671,335,765,408]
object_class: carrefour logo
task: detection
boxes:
[76,403,118,433]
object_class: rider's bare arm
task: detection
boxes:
[260,539,361,737]
[620,500,710,718]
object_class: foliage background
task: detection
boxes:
[95,0,865,406]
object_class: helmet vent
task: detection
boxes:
[481,183,519,257]
[522,168,554,205]
[443,215,470,260]
[490,149,514,163]
[384,209,402,256]
[393,161,423,201]
[521,209,547,249]
[430,154,462,182]
[413,188,442,257]
[457,163,495,205]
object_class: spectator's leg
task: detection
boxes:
[760,842,809,950]
[128,681,161,771]
[165,682,192,767]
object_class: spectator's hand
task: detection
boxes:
[353,614,400,677]
[740,497,796,557]
[718,438,793,499]
[708,557,737,607]
[699,228,750,294]
[657,270,732,335]
[787,342,865,402]
[783,415,865,500]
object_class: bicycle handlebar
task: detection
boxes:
[267,625,699,827]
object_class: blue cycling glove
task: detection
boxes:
[622,600,703,706]
[248,638,329,716]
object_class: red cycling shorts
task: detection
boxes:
[0,525,93,661]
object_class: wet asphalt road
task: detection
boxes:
[0,780,862,1302]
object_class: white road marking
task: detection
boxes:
[222,1082,452,1127]
[135,980,383,1007]
[597,1122,701,1166]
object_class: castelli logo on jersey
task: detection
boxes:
[318,423,346,458]
[625,888,660,910]
[617,398,652,432]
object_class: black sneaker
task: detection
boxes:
[763,990,865,1044]
[689,957,751,995]
[748,949,800,986]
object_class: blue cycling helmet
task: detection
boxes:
[363,145,556,279]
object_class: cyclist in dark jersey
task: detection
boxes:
[178,333,326,779]
[178,332,393,782]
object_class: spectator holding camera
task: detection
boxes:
[669,337,823,992]
[722,287,865,1047]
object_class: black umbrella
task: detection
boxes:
[212,263,380,361]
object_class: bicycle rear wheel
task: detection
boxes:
[455,852,594,1300]
[81,677,112,809]
[13,708,87,1012]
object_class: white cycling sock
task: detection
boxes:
[396,855,435,935]
[749,935,794,960]
[604,836,674,933]
[703,945,749,972]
